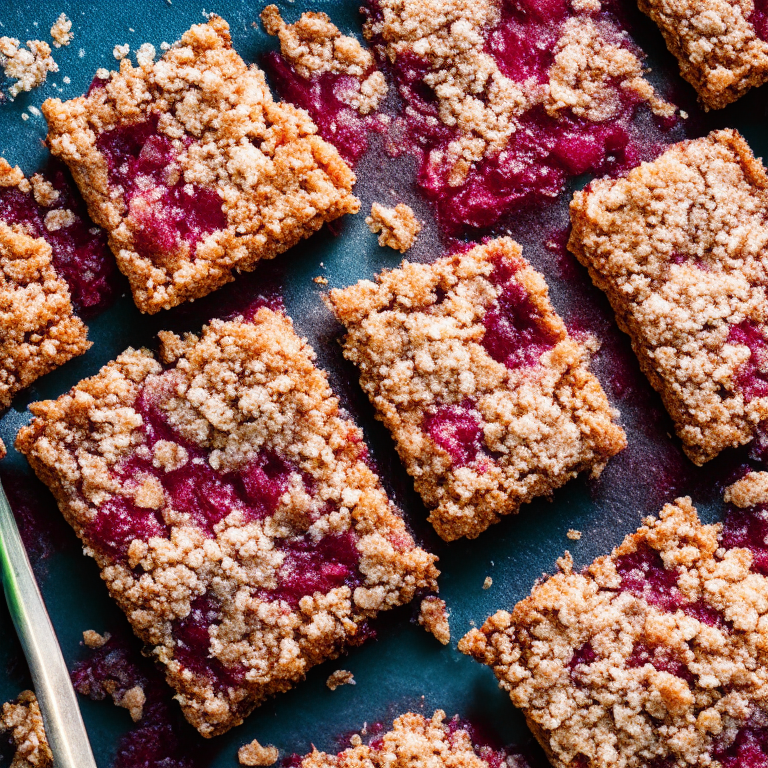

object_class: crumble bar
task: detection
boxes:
[16,311,438,737]
[42,16,359,314]
[459,488,768,768]
[638,0,768,109]
[569,129,768,465]
[0,691,53,768]
[365,203,421,252]
[0,222,90,410]
[326,238,626,541]
[297,710,533,768]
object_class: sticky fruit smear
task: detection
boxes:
[0,160,119,317]
[96,113,226,265]
[751,0,768,42]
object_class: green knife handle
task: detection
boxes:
[0,480,98,768]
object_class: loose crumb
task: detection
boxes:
[116,684,146,722]
[567,528,582,540]
[82,629,111,648]
[326,670,355,690]
[482,576,493,590]
[135,42,156,66]
[418,596,450,645]
[0,691,53,768]
[365,203,421,252]
[239,740,279,767]
[0,37,58,98]
[50,14,73,48]
[313,276,328,285]
[112,43,129,60]
[0,438,6,459]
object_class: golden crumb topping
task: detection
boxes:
[326,238,625,541]
[638,0,768,108]
[569,129,768,465]
[42,16,359,314]
[0,692,53,768]
[15,312,437,737]
[0,37,57,98]
[724,470,768,508]
[365,203,421,252]
[418,596,450,644]
[0,222,90,410]
[239,739,279,766]
[50,14,73,48]
[460,497,768,768]
[326,669,355,690]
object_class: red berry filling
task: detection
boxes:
[729,320,768,402]
[424,402,485,467]
[0,161,118,317]
[752,0,768,42]
[614,544,687,613]
[569,642,597,668]
[264,53,384,165]
[721,502,768,575]
[714,713,768,768]
[627,641,693,683]
[96,114,226,263]
[482,258,560,369]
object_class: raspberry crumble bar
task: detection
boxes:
[15,311,438,737]
[569,129,768,465]
[326,238,626,541]
[296,710,539,768]
[638,0,768,109]
[460,485,768,768]
[42,16,359,314]
[0,222,90,410]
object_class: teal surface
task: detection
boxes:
[0,2,766,766]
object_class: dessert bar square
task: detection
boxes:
[460,481,768,768]
[326,238,626,541]
[15,311,438,737]
[296,709,532,768]
[569,129,768,465]
[0,221,90,409]
[638,0,768,109]
[42,16,359,314]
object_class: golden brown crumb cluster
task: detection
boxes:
[0,691,53,768]
[300,711,496,768]
[326,238,626,541]
[418,596,450,644]
[638,0,768,109]
[724,470,768,508]
[50,14,73,48]
[0,37,57,98]
[42,17,359,314]
[16,312,438,737]
[569,129,768,465]
[326,669,355,690]
[365,203,421,252]
[0,221,90,410]
[460,496,768,768]
[239,739,280,767]
[364,0,673,184]
[262,6,387,115]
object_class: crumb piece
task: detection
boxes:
[314,276,328,285]
[239,740,279,767]
[116,684,145,722]
[0,438,6,459]
[365,203,421,252]
[326,670,355,690]
[112,43,129,60]
[261,5,387,115]
[30,175,59,207]
[482,576,492,590]
[135,42,155,66]
[43,208,76,232]
[50,14,73,48]
[724,471,768,508]
[567,528,582,540]
[0,37,58,99]
[0,691,53,768]
[418,596,450,645]
[82,629,111,648]
[94,66,109,79]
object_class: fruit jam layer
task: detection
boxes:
[0,161,118,316]
[359,0,676,235]
[96,113,226,263]
[729,321,768,402]
[264,53,385,165]
[721,499,768,575]
[713,711,768,768]
[752,0,768,42]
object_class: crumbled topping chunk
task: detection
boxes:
[638,0,768,108]
[365,203,421,252]
[16,312,438,737]
[82,629,111,648]
[0,37,57,98]
[326,670,355,690]
[50,14,73,48]
[569,129,768,465]
[239,739,279,766]
[326,238,625,541]
[42,16,359,314]
[0,691,53,768]
[418,596,450,645]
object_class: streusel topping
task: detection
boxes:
[0,37,57,98]
[16,312,438,737]
[0,691,53,768]
[569,129,768,464]
[365,203,421,252]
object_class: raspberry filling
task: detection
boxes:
[721,502,768,575]
[627,641,693,683]
[614,544,687,613]
[96,114,226,262]
[482,257,560,369]
[264,53,383,165]
[424,402,485,466]
[729,321,768,401]
[0,161,117,316]
[752,0,768,42]
[714,713,768,768]
[569,642,597,668]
